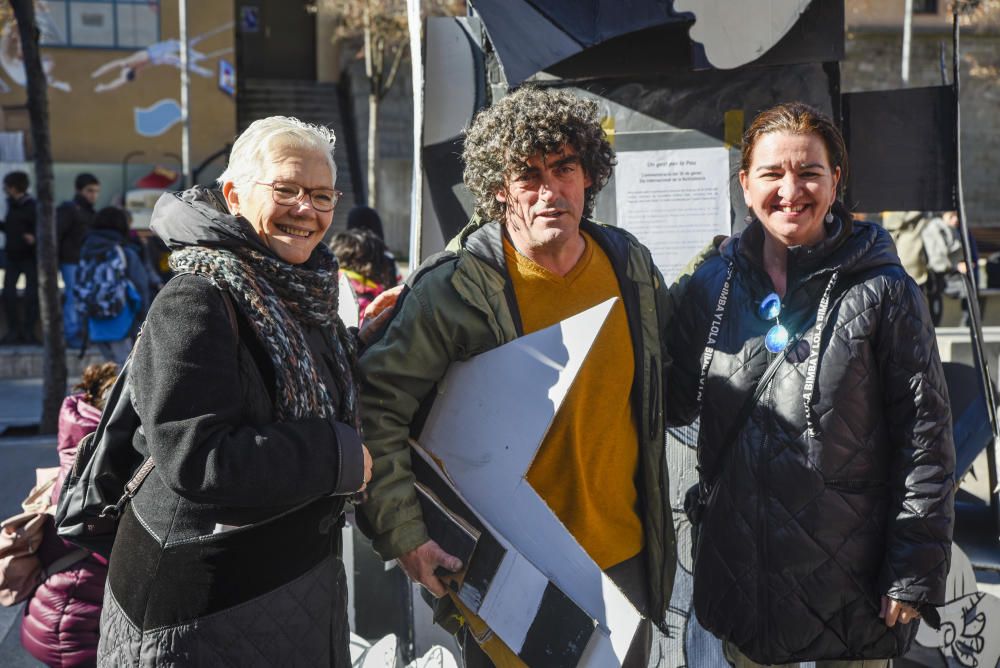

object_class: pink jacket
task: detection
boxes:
[20,394,108,667]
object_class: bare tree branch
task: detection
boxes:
[320,0,464,208]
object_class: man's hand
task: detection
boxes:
[397,539,463,598]
[359,444,373,492]
[880,595,921,627]
[366,285,403,320]
[358,285,404,345]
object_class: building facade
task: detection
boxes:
[0,0,236,203]
[843,0,1000,225]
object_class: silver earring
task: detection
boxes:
[824,210,834,224]
[744,213,754,224]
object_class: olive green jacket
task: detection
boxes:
[359,216,698,626]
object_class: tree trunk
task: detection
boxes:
[11,0,66,434]
[367,91,379,209]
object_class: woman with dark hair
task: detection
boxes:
[76,207,151,364]
[331,228,392,317]
[667,102,955,667]
[346,205,400,288]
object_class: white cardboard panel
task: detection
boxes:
[417,298,640,665]
[477,551,549,653]
[673,0,811,69]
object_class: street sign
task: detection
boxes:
[240,6,260,34]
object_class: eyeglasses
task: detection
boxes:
[255,181,342,212]
[758,293,790,353]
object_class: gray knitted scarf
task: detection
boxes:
[169,244,359,429]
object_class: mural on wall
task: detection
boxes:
[134,98,183,137]
[0,21,71,92]
[90,22,233,93]
[0,2,235,165]
[901,545,1000,668]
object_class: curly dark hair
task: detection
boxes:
[331,229,394,287]
[462,86,616,223]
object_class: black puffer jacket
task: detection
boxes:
[667,218,955,664]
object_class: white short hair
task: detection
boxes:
[218,116,337,193]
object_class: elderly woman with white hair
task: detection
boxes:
[97,116,372,667]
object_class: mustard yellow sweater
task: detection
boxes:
[505,231,643,569]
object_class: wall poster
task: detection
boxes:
[615,146,731,285]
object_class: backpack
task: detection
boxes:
[55,282,238,558]
[74,245,129,320]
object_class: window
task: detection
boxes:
[39,0,160,49]
[913,0,939,14]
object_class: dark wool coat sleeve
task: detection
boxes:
[132,273,363,507]
[4,200,36,257]
[874,272,955,607]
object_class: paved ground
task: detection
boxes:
[0,435,56,667]
[0,379,45,432]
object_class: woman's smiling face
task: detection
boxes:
[739,131,841,248]
[225,144,335,264]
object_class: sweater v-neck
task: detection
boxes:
[502,231,594,286]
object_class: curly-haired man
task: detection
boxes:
[359,86,704,666]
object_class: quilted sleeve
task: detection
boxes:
[664,261,717,428]
[875,273,956,608]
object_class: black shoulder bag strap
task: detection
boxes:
[688,261,824,510]
[102,284,239,520]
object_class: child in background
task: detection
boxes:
[345,205,401,289]
[21,362,119,668]
[331,228,393,319]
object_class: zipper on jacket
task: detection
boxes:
[757,364,776,654]
[649,364,660,441]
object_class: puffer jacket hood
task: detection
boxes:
[80,227,125,260]
[668,216,955,664]
[53,394,102,507]
[722,217,901,284]
[150,186,272,256]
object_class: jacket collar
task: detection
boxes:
[455,215,631,279]
[451,215,634,338]
[73,193,95,212]
[734,216,852,274]
[726,216,901,295]
[151,186,322,268]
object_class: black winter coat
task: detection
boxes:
[56,194,95,264]
[4,194,37,261]
[98,189,364,666]
[667,218,955,664]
